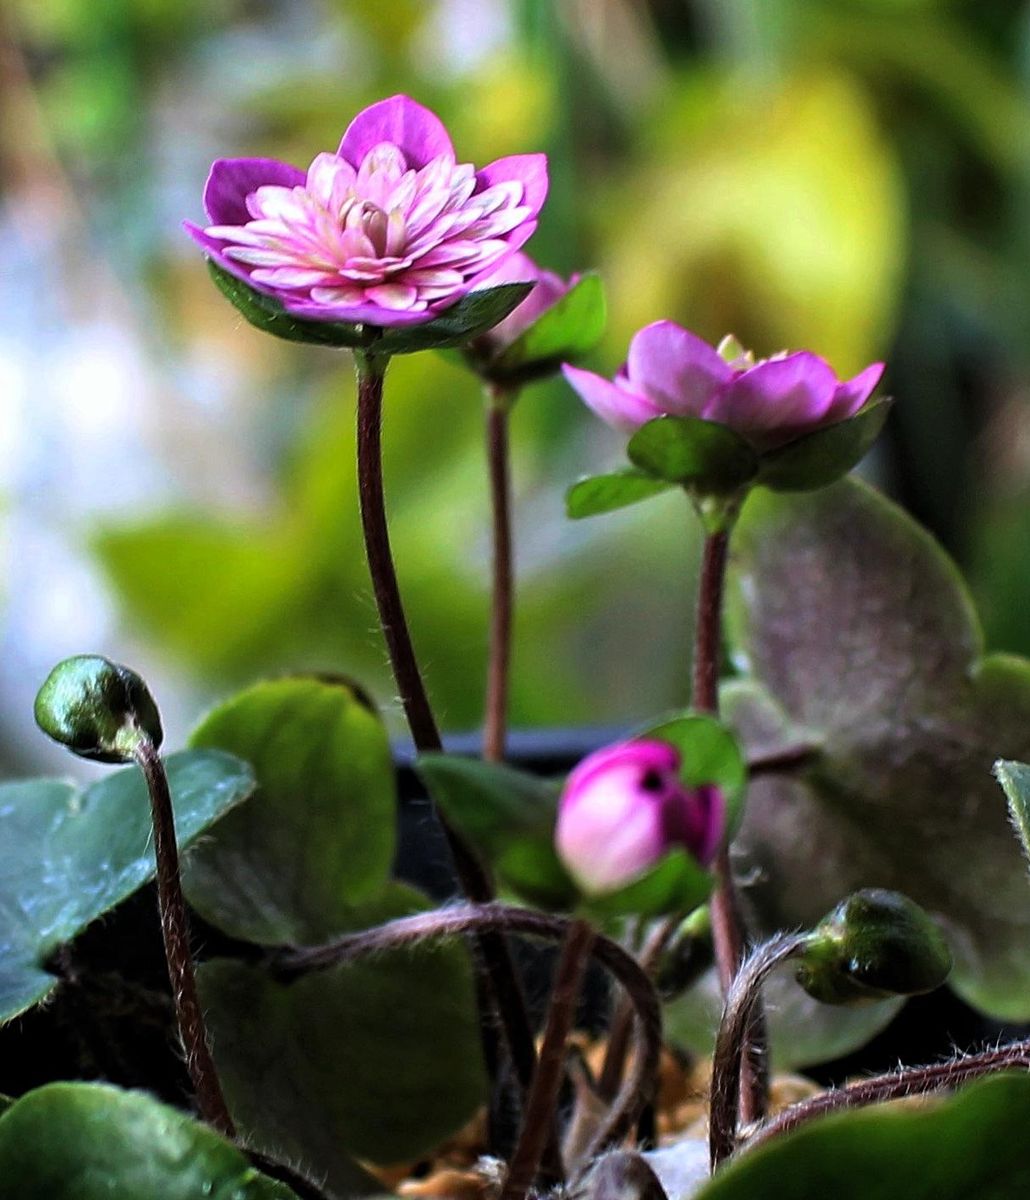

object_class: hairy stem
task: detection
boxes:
[709,934,806,1168]
[133,740,235,1136]
[278,902,663,1155]
[353,358,544,1151]
[502,919,594,1200]
[692,522,768,1128]
[744,1037,1030,1156]
[484,388,516,762]
[598,916,679,1102]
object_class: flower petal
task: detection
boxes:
[562,364,664,433]
[475,153,549,219]
[625,321,732,417]
[203,158,305,225]
[338,95,455,170]
[707,351,839,448]
[282,294,438,327]
[827,362,885,422]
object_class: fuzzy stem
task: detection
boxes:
[133,740,235,1136]
[692,521,768,1128]
[278,902,663,1154]
[483,387,516,762]
[709,933,806,1168]
[597,916,679,1102]
[353,357,544,1156]
[744,1036,1030,1156]
[501,918,594,1200]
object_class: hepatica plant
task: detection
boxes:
[8,91,1030,1200]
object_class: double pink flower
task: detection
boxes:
[186,95,548,328]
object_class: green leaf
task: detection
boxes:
[757,400,891,492]
[725,477,1030,1020]
[199,885,487,1177]
[693,1073,1030,1199]
[208,260,530,358]
[0,1082,300,1199]
[627,417,758,493]
[418,755,577,909]
[0,750,254,1022]
[644,712,748,836]
[566,469,674,519]
[183,677,395,944]
[490,272,607,380]
[994,759,1030,874]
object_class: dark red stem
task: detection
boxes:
[483,389,515,762]
[501,918,594,1200]
[134,740,235,1136]
[353,359,546,1152]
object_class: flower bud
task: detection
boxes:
[34,655,163,764]
[555,740,724,895]
[795,888,952,1005]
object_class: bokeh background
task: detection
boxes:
[2,0,1030,778]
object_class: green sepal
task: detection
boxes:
[584,850,713,920]
[417,754,577,909]
[757,399,891,492]
[207,260,531,356]
[796,888,953,1005]
[627,416,759,494]
[566,469,674,519]
[480,272,607,384]
[643,711,749,838]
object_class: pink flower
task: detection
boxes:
[555,740,724,895]
[473,251,576,355]
[563,322,884,452]
[185,95,548,329]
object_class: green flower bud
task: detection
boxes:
[34,655,163,764]
[795,888,952,1006]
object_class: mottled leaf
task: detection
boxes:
[0,751,254,1022]
[726,478,1030,1020]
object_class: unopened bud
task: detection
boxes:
[796,888,952,1005]
[35,655,163,764]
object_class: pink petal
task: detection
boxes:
[475,153,549,219]
[364,282,420,310]
[203,158,305,225]
[183,222,283,298]
[282,294,439,327]
[625,321,732,417]
[338,95,455,170]
[826,362,885,422]
[305,153,356,210]
[707,351,839,448]
[562,364,664,433]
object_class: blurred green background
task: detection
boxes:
[2,0,1030,772]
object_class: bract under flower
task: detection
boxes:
[185,95,548,329]
[563,321,884,452]
[472,251,576,356]
[555,739,724,895]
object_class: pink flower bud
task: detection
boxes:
[562,321,883,452]
[555,740,724,895]
[472,251,577,356]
